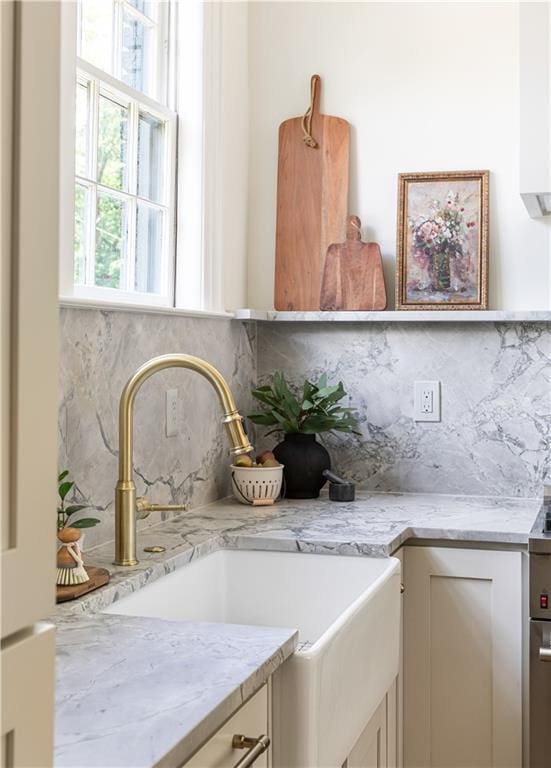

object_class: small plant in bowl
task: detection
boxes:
[248,372,359,499]
[57,470,100,531]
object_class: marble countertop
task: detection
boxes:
[56,490,541,618]
[54,490,542,767]
[55,613,296,768]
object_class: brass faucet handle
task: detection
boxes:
[136,496,188,520]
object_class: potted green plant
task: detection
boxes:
[56,470,100,588]
[57,470,100,531]
[249,372,358,498]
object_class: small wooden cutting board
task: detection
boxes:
[275,75,350,310]
[320,215,387,311]
[56,566,110,603]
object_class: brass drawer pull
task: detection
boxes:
[231,734,270,768]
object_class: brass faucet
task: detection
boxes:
[115,354,253,566]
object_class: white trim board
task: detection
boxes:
[235,309,551,323]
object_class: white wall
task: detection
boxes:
[246,1,551,310]
[220,2,249,310]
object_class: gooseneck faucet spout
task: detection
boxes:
[115,354,253,566]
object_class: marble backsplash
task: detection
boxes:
[256,322,551,498]
[60,313,549,553]
[58,308,256,549]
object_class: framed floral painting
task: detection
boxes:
[396,170,489,310]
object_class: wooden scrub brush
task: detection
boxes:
[56,527,89,586]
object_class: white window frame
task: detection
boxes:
[67,0,177,308]
[60,1,230,315]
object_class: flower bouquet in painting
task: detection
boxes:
[396,171,489,310]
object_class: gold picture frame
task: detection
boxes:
[396,170,489,310]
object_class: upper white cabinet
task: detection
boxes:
[403,546,523,768]
[519,2,551,217]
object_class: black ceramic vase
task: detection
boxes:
[273,433,331,499]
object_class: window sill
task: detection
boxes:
[59,296,235,321]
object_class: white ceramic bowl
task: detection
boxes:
[230,463,284,505]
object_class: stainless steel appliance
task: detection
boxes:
[529,488,551,768]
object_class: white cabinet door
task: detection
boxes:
[0,0,61,639]
[345,678,399,768]
[403,546,522,768]
[1,3,61,766]
[184,686,269,768]
[347,694,388,768]
[1,624,55,767]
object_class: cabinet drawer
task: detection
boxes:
[184,686,269,768]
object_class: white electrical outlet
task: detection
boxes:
[166,389,178,437]
[414,381,441,422]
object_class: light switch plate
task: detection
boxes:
[414,380,441,422]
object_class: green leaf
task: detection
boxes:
[58,470,69,482]
[64,504,88,517]
[315,385,340,399]
[70,517,101,529]
[271,410,291,425]
[248,413,279,426]
[283,391,301,417]
[322,386,347,405]
[251,389,280,408]
[272,371,286,399]
[302,399,314,410]
[317,373,327,390]
[58,481,74,501]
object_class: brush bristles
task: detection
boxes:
[56,565,90,586]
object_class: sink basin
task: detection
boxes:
[104,549,401,767]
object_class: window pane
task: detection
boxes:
[135,204,162,293]
[95,192,128,289]
[74,184,88,285]
[75,82,89,177]
[122,12,153,94]
[97,95,129,191]
[80,0,114,73]
[127,0,154,19]
[137,113,164,203]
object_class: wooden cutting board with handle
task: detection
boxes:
[320,215,387,311]
[275,75,350,310]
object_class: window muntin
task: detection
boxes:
[74,0,175,306]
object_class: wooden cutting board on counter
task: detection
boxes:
[275,75,350,310]
[320,215,387,311]
[56,567,110,603]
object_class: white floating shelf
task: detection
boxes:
[234,309,551,323]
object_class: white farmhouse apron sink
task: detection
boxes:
[103,549,401,767]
